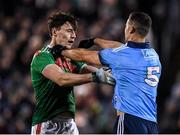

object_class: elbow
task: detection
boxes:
[52,72,72,87]
[57,82,65,87]
[56,78,70,87]
[56,79,66,87]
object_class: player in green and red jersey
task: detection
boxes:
[30,10,115,134]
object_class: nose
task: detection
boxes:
[71,31,76,39]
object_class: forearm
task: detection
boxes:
[57,72,93,87]
[80,65,99,73]
[62,49,85,62]
[94,38,123,48]
[42,64,115,87]
[62,49,102,65]
[42,64,94,87]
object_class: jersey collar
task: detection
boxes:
[127,41,151,49]
[47,44,53,48]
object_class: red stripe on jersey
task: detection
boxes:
[66,60,74,72]
[36,123,41,134]
[55,58,63,67]
[55,57,77,72]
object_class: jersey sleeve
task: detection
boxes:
[98,48,114,66]
[32,52,55,73]
[71,61,87,73]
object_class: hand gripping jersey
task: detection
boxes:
[31,45,86,126]
[99,41,161,122]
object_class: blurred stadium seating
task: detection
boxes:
[0,0,179,133]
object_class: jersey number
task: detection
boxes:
[145,66,160,87]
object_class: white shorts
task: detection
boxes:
[31,118,79,134]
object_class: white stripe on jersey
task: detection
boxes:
[112,43,129,52]
[117,114,124,135]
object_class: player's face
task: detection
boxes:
[54,21,76,49]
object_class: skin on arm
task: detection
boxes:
[42,64,93,87]
[80,65,99,73]
[62,49,102,66]
[94,38,123,48]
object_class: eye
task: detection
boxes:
[67,29,73,32]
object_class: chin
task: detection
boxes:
[66,45,72,49]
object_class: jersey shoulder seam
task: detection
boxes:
[112,44,129,52]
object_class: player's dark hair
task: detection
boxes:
[128,12,152,37]
[48,10,78,36]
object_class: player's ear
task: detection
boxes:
[130,26,136,34]
[52,28,57,37]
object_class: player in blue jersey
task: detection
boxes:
[60,12,161,134]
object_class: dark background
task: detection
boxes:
[0,0,179,133]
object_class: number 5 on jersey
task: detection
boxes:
[145,66,160,87]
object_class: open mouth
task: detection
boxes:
[68,41,74,44]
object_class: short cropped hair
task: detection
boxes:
[128,12,152,37]
[48,10,78,36]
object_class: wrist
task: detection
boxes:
[91,72,98,82]
[87,38,95,47]
[90,38,95,44]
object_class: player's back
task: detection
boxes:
[110,41,161,122]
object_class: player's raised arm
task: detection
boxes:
[62,48,102,66]
[94,38,123,48]
[78,38,123,49]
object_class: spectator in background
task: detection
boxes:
[0,0,179,134]
[160,71,180,133]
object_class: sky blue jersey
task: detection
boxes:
[99,41,161,122]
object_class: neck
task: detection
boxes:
[49,36,56,47]
[49,40,55,47]
[128,35,146,43]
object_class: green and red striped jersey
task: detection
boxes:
[30,45,86,126]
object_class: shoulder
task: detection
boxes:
[112,43,129,52]
[33,48,52,59]
[31,49,54,65]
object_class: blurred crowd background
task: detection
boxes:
[0,0,180,133]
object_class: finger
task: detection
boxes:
[107,77,115,83]
[107,77,115,84]
[102,67,110,71]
